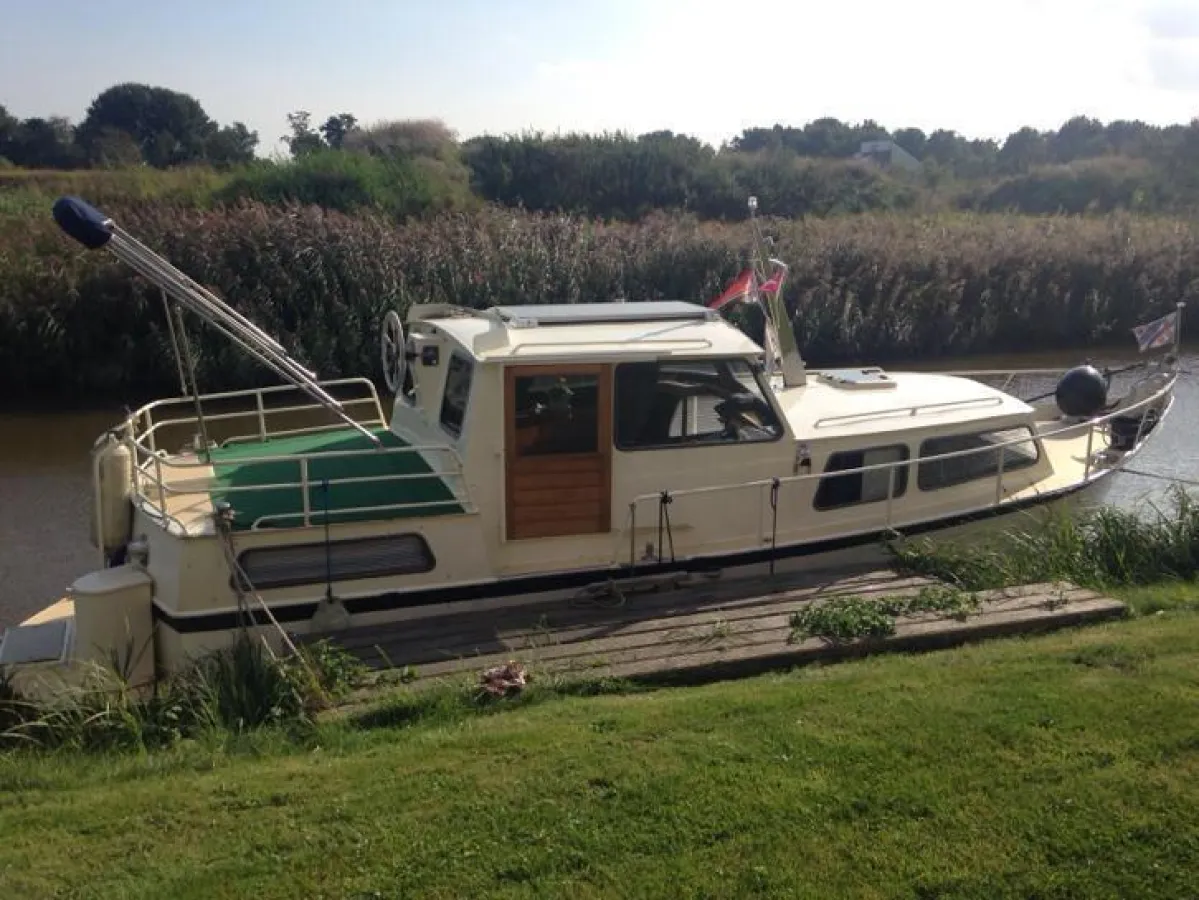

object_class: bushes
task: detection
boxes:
[463,133,915,220]
[1,203,1196,404]
[216,150,474,219]
[963,157,1168,215]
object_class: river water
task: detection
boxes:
[1,352,1195,629]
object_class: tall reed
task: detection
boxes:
[1,203,1195,404]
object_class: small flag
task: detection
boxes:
[707,269,755,310]
[1132,310,1179,353]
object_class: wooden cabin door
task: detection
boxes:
[505,364,612,540]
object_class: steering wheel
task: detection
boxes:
[380,310,406,394]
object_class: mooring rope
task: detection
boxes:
[213,504,331,702]
[1119,467,1199,488]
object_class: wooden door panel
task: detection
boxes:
[511,470,605,492]
[505,364,612,541]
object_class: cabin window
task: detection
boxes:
[814,445,910,510]
[439,353,473,438]
[236,534,435,590]
[614,359,783,450]
[917,427,1040,491]
[512,372,601,456]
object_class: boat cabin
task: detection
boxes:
[389,301,792,552]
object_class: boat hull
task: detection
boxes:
[147,462,1112,662]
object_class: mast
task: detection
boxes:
[747,197,806,387]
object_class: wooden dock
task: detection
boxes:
[310,569,1126,689]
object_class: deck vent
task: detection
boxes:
[818,368,896,390]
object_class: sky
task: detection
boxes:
[2,0,1199,154]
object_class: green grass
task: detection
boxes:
[2,603,1198,898]
[0,166,231,216]
[789,584,981,643]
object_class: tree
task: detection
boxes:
[320,113,358,150]
[796,118,858,157]
[284,111,326,157]
[891,127,927,159]
[998,127,1049,173]
[923,129,963,166]
[1051,116,1109,163]
[1166,118,1199,204]
[205,123,259,167]
[88,126,143,167]
[0,104,16,160]
[76,83,217,167]
[730,125,788,153]
[5,116,82,168]
[343,118,457,159]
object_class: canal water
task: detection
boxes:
[1,352,1195,629]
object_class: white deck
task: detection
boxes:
[778,371,1033,441]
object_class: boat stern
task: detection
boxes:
[0,564,155,701]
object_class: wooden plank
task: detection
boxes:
[509,515,609,540]
[343,582,1122,688]
[385,586,1108,680]
[327,571,939,655]
[512,503,604,526]
[511,471,604,492]
[593,598,1127,685]
[348,578,946,666]
[511,485,606,506]
[512,456,607,475]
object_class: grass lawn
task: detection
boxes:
[2,593,1198,898]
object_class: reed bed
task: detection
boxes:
[1,202,1196,403]
[892,487,1199,590]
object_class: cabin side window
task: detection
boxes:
[614,358,783,450]
[917,427,1040,491]
[814,445,910,510]
[439,352,474,439]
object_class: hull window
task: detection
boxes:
[236,533,435,590]
[615,359,783,450]
[918,427,1040,492]
[814,445,910,510]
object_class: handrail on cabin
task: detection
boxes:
[812,395,1004,428]
[622,375,1176,567]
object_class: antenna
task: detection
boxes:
[52,196,381,448]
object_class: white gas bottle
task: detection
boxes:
[89,431,134,554]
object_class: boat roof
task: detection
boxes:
[412,301,764,363]
[778,371,1036,440]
